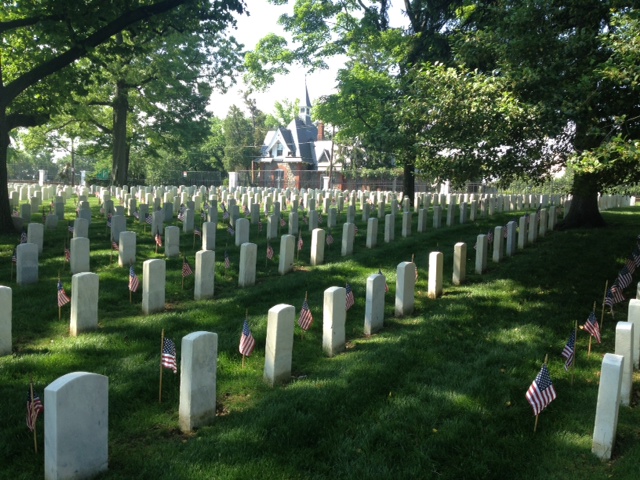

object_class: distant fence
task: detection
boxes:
[235,170,446,192]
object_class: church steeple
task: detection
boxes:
[299,78,312,125]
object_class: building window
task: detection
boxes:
[276,143,283,157]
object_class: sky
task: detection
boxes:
[207,1,406,119]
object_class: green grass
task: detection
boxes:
[2,196,640,480]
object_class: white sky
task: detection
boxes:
[208,1,407,118]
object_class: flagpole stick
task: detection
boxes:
[58,275,62,321]
[159,329,165,404]
[600,282,608,328]
[242,354,245,369]
[30,381,38,453]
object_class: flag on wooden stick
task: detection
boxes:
[26,388,43,432]
[57,280,70,307]
[583,311,601,343]
[526,364,557,416]
[561,331,576,371]
[161,337,178,373]
[299,294,313,331]
[345,283,355,311]
[239,317,256,357]
[129,265,140,293]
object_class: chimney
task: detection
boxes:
[317,121,324,141]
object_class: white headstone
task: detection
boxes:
[238,243,257,287]
[395,262,416,316]
[45,372,108,480]
[453,242,467,286]
[0,286,11,356]
[384,214,395,243]
[194,250,215,300]
[142,259,166,314]
[118,231,136,267]
[310,228,325,266]
[70,272,99,336]
[592,353,624,461]
[179,331,218,432]
[16,242,38,285]
[627,299,640,368]
[428,251,444,299]
[614,321,634,406]
[164,226,180,258]
[263,304,295,386]
[70,237,90,274]
[278,234,295,275]
[27,222,44,254]
[364,274,385,335]
[341,222,355,256]
[323,286,346,357]
[475,234,488,274]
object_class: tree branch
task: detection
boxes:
[6,113,49,130]
[3,0,193,106]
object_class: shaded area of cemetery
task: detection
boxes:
[2,194,640,479]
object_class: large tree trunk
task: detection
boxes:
[112,80,129,186]
[0,106,17,235]
[403,162,415,205]
[557,173,605,229]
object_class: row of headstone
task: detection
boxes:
[592,298,640,460]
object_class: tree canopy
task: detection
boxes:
[246,0,640,228]
[0,0,244,233]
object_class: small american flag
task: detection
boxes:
[561,330,576,371]
[224,251,230,269]
[298,233,304,251]
[177,211,185,222]
[57,280,70,307]
[20,231,27,243]
[267,244,274,260]
[112,240,119,251]
[26,389,44,432]
[129,265,140,292]
[244,205,250,216]
[223,211,230,220]
[299,298,313,331]
[201,210,207,220]
[345,283,355,311]
[584,311,601,343]
[134,211,140,220]
[68,225,74,233]
[227,225,235,236]
[106,214,112,228]
[194,227,201,237]
[161,337,178,373]
[302,215,308,225]
[155,233,163,248]
[486,230,494,244]
[354,225,359,236]
[145,214,153,225]
[258,220,263,232]
[182,257,193,277]
[64,247,70,262]
[604,284,625,311]
[624,257,636,275]
[525,364,557,416]
[239,318,256,357]
[317,215,323,225]
[12,248,17,264]
[326,233,334,246]
[617,266,633,290]
[280,217,286,227]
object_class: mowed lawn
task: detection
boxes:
[1,196,640,480]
